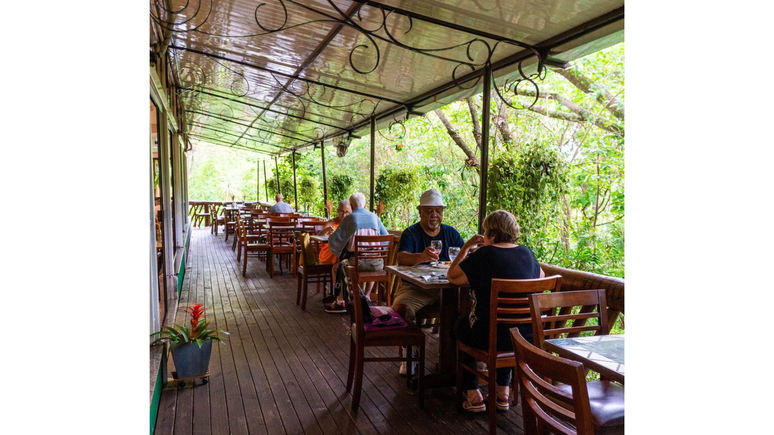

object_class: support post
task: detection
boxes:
[477,63,492,234]
[263,160,269,202]
[292,151,298,211]
[274,156,281,194]
[256,160,260,201]
[370,117,375,211]
[321,141,329,219]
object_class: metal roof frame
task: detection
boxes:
[152,0,624,156]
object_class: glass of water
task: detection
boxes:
[448,246,461,262]
[430,240,443,252]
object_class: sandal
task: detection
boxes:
[496,395,509,411]
[496,386,510,411]
[462,399,486,413]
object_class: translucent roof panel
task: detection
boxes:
[153,0,624,155]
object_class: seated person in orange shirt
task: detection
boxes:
[317,200,352,264]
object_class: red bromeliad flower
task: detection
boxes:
[187,304,205,331]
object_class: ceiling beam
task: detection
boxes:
[186,109,312,143]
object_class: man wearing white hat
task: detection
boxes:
[392,188,465,375]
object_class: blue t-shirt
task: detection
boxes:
[398,223,465,262]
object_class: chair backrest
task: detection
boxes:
[488,276,562,351]
[293,231,314,267]
[511,327,596,435]
[266,216,297,224]
[352,234,393,261]
[529,289,610,349]
[268,221,295,247]
[302,222,327,235]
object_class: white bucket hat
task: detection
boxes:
[417,188,446,209]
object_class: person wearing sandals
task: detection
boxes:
[447,210,545,413]
[325,192,389,313]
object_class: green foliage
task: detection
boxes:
[487,142,568,260]
[186,43,625,279]
[298,176,322,215]
[329,174,353,202]
[375,167,422,229]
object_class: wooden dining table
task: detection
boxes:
[386,264,467,389]
[543,334,625,384]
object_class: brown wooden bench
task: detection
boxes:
[540,263,624,328]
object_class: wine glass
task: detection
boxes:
[448,246,461,262]
[430,240,443,251]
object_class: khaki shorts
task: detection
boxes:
[391,282,440,321]
[357,258,384,271]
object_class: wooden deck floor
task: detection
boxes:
[155,227,526,435]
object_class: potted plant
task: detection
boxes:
[150,304,228,378]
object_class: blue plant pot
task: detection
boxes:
[170,340,213,378]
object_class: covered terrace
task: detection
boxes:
[149,1,625,434]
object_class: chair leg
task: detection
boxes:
[346,338,356,393]
[237,242,242,263]
[301,275,309,311]
[456,344,463,413]
[418,343,425,409]
[242,249,248,277]
[488,368,497,435]
[351,345,365,411]
[296,273,303,306]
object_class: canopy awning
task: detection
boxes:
[151,0,624,156]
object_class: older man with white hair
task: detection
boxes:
[325,192,389,313]
[268,193,294,214]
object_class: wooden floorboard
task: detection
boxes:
[155,228,526,434]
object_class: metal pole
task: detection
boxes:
[263,160,269,202]
[370,117,375,211]
[477,63,492,234]
[274,155,281,194]
[256,160,260,201]
[292,151,298,211]
[321,140,329,219]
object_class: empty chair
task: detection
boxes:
[342,265,425,412]
[511,328,624,435]
[529,289,610,349]
[267,221,297,278]
[237,220,270,277]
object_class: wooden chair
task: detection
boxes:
[223,207,238,243]
[342,265,425,412]
[511,328,624,435]
[237,220,270,277]
[210,204,223,235]
[294,231,334,311]
[301,221,327,235]
[456,276,562,435]
[351,234,394,305]
[267,221,297,278]
[529,289,610,350]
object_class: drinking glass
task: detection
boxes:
[448,246,461,262]
[430,240,443,251]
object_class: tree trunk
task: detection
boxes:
[494,98,518,150]
[465,97,482,150]
[433,109,480,167]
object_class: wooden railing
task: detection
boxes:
[540,263,624,327]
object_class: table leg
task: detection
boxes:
[415,286,459,389]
